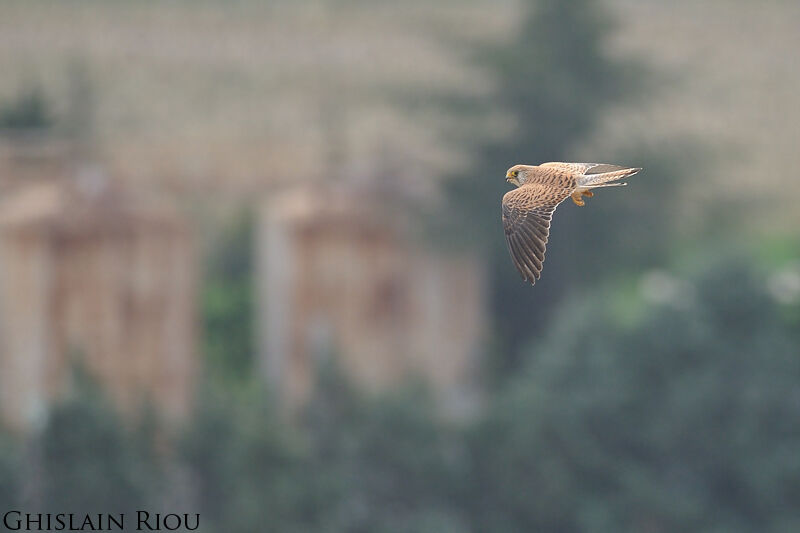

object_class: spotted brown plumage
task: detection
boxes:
[502,162,642,284]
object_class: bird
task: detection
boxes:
[502,162,642,284]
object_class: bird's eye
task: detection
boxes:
[511,171,518,177]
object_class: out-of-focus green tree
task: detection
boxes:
[39,366,155,513]
[202,210,255,383]
[438,0,662,377]
[303,366,468,533]
[0,431,20,508]
[0,86,53,132]
[467,256,800,532]
[181,386,327,533]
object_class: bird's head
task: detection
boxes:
[505,165,529,187]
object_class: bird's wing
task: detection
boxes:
[540,162,629,175]
[502,184,571,284]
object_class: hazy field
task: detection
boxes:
[591,0,800,232]
[1,0,798,228]
[0,0,514,194]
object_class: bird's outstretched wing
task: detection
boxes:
[540,162,628,175]
[502,184,571,284]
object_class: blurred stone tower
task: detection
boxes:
[257,185,485,417]
[0,140,197,431]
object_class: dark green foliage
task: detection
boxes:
[303,367,467,533]
[183,256,800,532]
[0,432,20,509]
[182,366,468,533]
[1,257,797,532]
[181,386,328,533]
[0,86,53,131]
[202,210,256,383]
[38,366,156,513]
[468,257,800,532]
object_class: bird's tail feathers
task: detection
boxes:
[586,182,627,188]
[577,167,641,188]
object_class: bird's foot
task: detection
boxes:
[582,190,594,198]
[571,191,586,206]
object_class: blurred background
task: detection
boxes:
[0,0,799,531]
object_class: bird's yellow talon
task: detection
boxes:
[582,190,593,198]
[571,191,585,206]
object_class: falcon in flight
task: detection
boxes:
[502,162,642,284]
